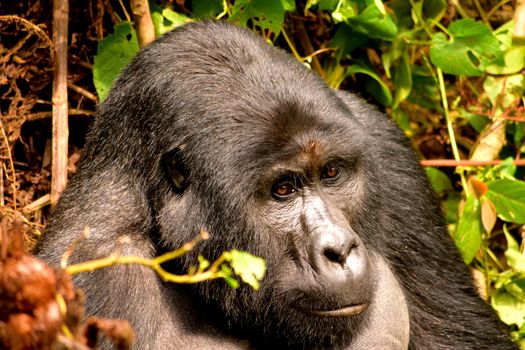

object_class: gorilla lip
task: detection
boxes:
[309,303,368,317]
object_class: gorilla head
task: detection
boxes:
[36,21,515,349]
[142,23,403,347]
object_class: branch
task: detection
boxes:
[514,0,525,40]
[130,0,155,48]
[291,18,325,80]
[66,231,227,284]
[67,82,99,103]
[420,159,525,167]
[51,0,69,205]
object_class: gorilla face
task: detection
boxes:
[155,73,386,347]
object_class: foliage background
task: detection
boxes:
[1,0,524,346]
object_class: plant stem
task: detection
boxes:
[436,68,469,193]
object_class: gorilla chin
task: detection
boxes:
[35,20,517,350]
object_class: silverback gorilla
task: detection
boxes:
[36,21,516,349]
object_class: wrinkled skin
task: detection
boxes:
[35,21,516,349]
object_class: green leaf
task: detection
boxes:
[332,0,356,23]
[390,0,412,29]
[492,287,525,327]
[221,264,240,288]
[477,157,517,182]
[191,0,223,18]
[460,111,489,133]
[372,0,385,15]
[392,50,412,107]
[229,250,266,290]
[330,24,369,58]
[443,193,461,224]
[306,0,339,12]
[151,7,191,37]
[408,66,440,110]
[280,0,296,12]
[503,225,525,271]
[391,107,411,132]
[430,19,503,76]
[347,63,393,106]
[485,179,525,224]
[454,195,483,264]
[425,167,453,194]
[197,255,210,271]
[382,34,405,78]
[423,0,446,21]
[347,4,398,40]
[229,0,285,35]
[93,22,139,101]
[486,21,525,75]
[493,158,518,179]
[483,74,525,109]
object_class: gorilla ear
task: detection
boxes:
[162,144,189,193]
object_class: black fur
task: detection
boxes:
[35,21,516,349]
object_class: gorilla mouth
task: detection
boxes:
[308,303,368,317]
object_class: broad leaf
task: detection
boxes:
[93,22,139,101]
[425,167,452,194]
[485,179,525,224]
[423,0,446,21]
[454,195,483,264]
[191,0,223,18]
[347,63,393,106]
[503,225,525,271]
[151,7,191,37]
[392,50,412,107]
[347,4,398,40]
[229,250,266,290]
[487,21,525,75]
[430,19,503,76]
[230,0,285,35]
[492,287,525,327]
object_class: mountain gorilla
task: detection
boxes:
[35,21,516,349]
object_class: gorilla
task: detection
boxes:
[36,21,516,349]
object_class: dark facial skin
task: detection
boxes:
[34,21,516,350]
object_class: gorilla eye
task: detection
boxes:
[271,177,298,200]
[321,165,340,181]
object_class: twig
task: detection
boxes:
[118,0,132,22]
[449,0,471,19]
[291,18,325,80]
[65,230,230,284]
[473,0,492,28]
[514,0,525,40]
[130,0,155,47]
[23,194,51,212]
[0,16,54,59]
[281,28,302,62]
[51,0,69,206]
[67,252,229,284]
[420,159,525,167]
[436,68,469,191]
[0,119,17,210]
[486,0,512,20]
[67,82,99,103]
[27,109,94,121]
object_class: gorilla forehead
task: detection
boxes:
[145,23,366,168]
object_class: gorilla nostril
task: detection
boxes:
[324,248,345,265]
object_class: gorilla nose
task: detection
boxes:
[310,227,372,300]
